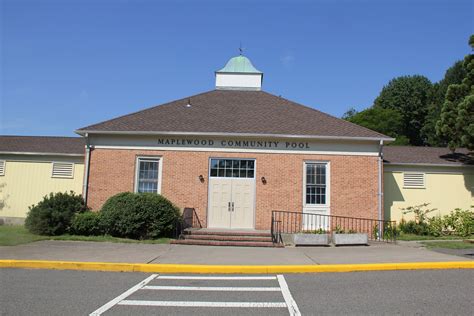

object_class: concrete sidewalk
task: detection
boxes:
[0,241,470,265]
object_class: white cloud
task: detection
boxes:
[280,54,295,68]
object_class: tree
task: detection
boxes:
[421,61,467,146]
[436,84,468,150]
[437,35,474,151]
[344,107,409,145]
[455,35,474,150]
[374,75,433,145]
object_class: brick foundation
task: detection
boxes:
[87,148,380,230]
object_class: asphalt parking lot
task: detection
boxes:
[1,268,473,315]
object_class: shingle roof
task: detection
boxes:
[77,90,391,140]
[383,146,473,166]
[0,136,85,155]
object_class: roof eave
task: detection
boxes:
[215,71,263,75]
[0,151,84,157]
[383,162,473,168]
[74,129,394,142]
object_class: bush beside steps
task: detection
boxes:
[25,191,181,241]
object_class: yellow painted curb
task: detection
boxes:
[0,260,473,274]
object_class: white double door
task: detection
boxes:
[208,177,255,229]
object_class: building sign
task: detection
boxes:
[157,138,310,149]
[90,135,378,155]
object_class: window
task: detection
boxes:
[52,162,74,178]
[0,160,4,176]
[305,162,327,205]
[136,158,160,193]
[403,172,425,188]
[209,159,255,178]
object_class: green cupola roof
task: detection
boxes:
[217,55,262,74]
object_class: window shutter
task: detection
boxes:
[0,160,5,176]
[52,162,74,178]
[403,172,425,188]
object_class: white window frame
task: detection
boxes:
[208,158,256,179]
[303,161,330,210]
[51,162,75,178]
[0,160,5,176]
[403,172,425,189]
[134,156,163,194]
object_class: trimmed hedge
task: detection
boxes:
[25,191,86,236]
[99,192,180,239]
[70,211,103,236]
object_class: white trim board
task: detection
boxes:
[76,129,394,142]
[91,145,379,156]
[0,151,83,157]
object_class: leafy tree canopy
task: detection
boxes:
[421,60,467,146]
[437,35,474,151]
[374,75,433,145]
[344,107,409,145]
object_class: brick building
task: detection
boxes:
[76,55,393,231]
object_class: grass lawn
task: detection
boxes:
[421,241,474,249]
[0,225,170,246]
[396,233,473,241]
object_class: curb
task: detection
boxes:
[0,260,473,274]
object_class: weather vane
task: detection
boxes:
[239,42,244,55]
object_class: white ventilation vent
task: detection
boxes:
[0,160,5,176]
[52,162,74,178]
[403,172,425,188]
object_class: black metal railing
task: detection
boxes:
[271,210,397,245]
[175,207,202,239]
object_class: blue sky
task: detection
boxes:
[1,0,472,136]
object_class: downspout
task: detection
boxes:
[82,133,91,208]
[377,139,384,240]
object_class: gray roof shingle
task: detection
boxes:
[0,136,85,155]
[77,90,391,140]
[383,146,473,166]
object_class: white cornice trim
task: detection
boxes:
[74,130,394,142]
[91,145,379,156]
[384,162,472,168]
[0,151,84,157]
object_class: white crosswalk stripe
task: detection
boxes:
[118,300,288,308]
[90,274,301,315]
[143,285,281,291]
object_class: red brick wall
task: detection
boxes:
[87,148,379,230]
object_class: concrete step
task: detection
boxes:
[170,239,282,247]
[184,234,273,242]
[185,230,271,237]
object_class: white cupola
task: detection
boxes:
[215,55,263,90]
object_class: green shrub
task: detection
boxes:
[25,191,86,236]
[302,228,327,234]
[70,211,103,236]
[401,203,436,224]
[427,215,445,237]
[398,219,429,235]
[443,208,474,237]
[100,192,180,239]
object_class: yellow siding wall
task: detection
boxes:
[384,165,474,223]
[0,156,84,220]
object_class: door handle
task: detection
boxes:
[228,202,231,212]
[232,202,235,212]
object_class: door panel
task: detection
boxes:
[231,179,255,229]
[208,158,256,229]
[208,178,232,228]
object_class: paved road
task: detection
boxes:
[1,269,473,315]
